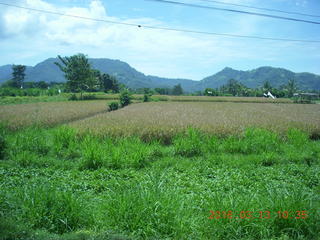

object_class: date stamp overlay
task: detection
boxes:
[208,210,308,220]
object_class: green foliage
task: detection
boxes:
[0,216,31,240]
[0,135,5,160]
[0,126,319,239]
[220,79,248,96]
[108,101,119,111]
[55,54,96,98]
[286,79,297,98]
[98,72,120,93]
[52,126,77,153]
[154,87,170,95]
[173,128,203,157]
[204,88,218,96]
[119,89,132,107]
[263,80,272,92]
[79,136,105,170]
[11,65,26,88]
[68,94,78,101]
[143,88,153,102]
[17,185,93,234]
[171,84,183,95]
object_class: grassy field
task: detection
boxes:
[69,102,320,142]
[0,100,112,129]
[0,126,319,240]
[0,98,319,240]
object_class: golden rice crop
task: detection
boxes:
[153,95,293,103]
[0,100,111,129]
[69,102,320,140]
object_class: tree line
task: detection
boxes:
[202,78,300,98]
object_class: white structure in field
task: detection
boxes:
[264,91,276,99]
[267,91,276,99]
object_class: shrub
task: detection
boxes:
[0,134,5,160]
[68,94,78,101]
[108,101,119,111]
[143,93,150,102]
[82,94,97,100]
[119,90,132,107]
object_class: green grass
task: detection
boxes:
[0,126,319,239]
[0,95,69,105]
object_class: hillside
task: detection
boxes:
[196,67,320,91]
[1,58,319,91]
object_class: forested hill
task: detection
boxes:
[196,67,320,91]
[0,58,319,91]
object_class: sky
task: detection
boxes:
[0,0,319,80]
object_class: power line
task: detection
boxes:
[146,0,320,25]
[0,2,319,43]
[197,0,320,18]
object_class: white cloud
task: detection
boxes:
[0,0,318,78]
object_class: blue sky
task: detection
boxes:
[0,0,319,80]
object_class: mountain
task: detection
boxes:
[196,66,320,91]
[0,58,198,91]
[0,58,319,91]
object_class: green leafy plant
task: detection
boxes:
[119,89,132,107]
[108,101,119,111]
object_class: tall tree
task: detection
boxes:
[12,65,26,88]
[55,54,95,99]
[263,81,272,92]
[172,84,183,95]
[286,79,297,98]
[99,73,120,93]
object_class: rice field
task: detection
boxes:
[153,95,294,103]
[69,102,320,141]
[0,100,112,129]
[1,98,320,240]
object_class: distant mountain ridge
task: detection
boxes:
[0,58,319,91]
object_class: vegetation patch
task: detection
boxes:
[0,126,319,239]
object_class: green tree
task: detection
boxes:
[204,88,218,96]
[154,88,170,95]
[143,88,153,102]
[55,54,95,99]
[99,73,120,93]
[119,89,132,107]
[172,84,183,95]
[12,65,26,88]
[263,81,272,92]
[36,81,49,89]
[221,79,245,96]
[286,79,297,98]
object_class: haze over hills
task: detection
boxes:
[0,58,319,91]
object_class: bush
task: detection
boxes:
[82,94,97,100]
[119,90,132,107]
[108,101,119,111]
[143,93,150,102]
[68,94,78,101]
[0,134,5,160]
